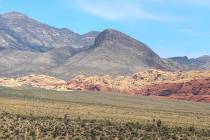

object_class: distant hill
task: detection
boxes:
[0,12,209,79]
[169,55,210,70]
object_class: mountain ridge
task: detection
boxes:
[0,12,209,79]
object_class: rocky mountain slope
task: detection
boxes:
[0,12,209,79]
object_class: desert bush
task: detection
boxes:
[0,112,209,139]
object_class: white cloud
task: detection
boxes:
[66,0,208,22]
[76,0,169,21]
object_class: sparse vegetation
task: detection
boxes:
[0,87,210,139]
[0,112,209,140]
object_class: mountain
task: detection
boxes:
[0,12,99,78]
[0,12,98,52]
[169,55,210,70]
[0,12,209,79]
[52,29,174,77]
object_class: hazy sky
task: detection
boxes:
[0,0,210,58]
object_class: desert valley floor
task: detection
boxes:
[0,87,210,139]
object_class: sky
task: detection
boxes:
[0,0,210,58]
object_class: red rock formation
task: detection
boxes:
[66,77,210,103]
[1,70,209,103]
[136,78,210,102]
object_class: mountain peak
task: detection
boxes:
[2,12,28,19]
[94,28,146,50]
[169,56,190,65]
[95,29,129,44]
[103,28,119,33]
[100,28,123,36]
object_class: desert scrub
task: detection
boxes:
[0,112,209,140]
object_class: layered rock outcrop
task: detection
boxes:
[0,70,209,103]
[65,70,210,102]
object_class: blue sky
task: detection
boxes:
[0,0,210,58]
